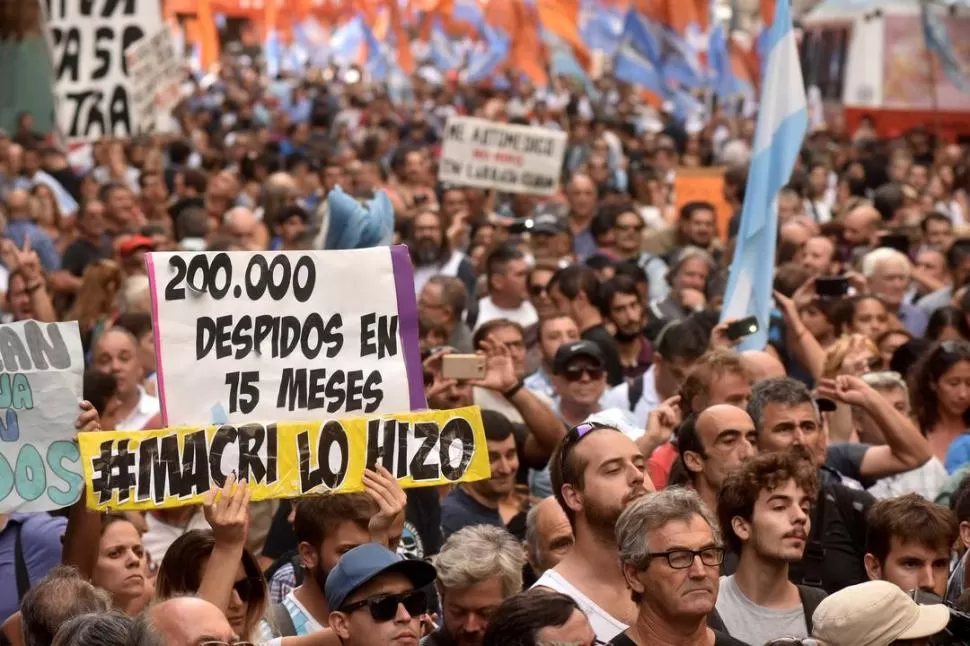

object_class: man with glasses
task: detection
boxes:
[534,422,652,643]
[611,488,745,645]
[326,543,437,646]
[715,451,826,646]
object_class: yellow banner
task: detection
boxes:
[78,407,489,511]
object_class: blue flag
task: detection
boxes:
[720,0,807,351]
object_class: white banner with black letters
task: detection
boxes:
[46,0,162,140]
[437,117,567,195]
[126,25,181,134]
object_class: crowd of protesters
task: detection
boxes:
[2,48,970,646]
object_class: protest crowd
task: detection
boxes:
[3,0,970,645]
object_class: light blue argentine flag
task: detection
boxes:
[720,0,807,351]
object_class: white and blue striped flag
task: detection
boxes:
[720,0,807,351]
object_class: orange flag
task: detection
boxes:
[536,0,590,70]
[389,0,414,73]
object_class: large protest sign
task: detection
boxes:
[0,321,84,512]
[146,247,425,427]
[79,407,489,511]
[438,117,567,196]
[45,0,162,139]
[126,25,181,134]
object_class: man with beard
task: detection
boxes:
[534,423,652,642]
[715,452,827,646]
[611,489,746,646]
[407,210,477,323]
[422,525,526,646]
[601,275,652,380]
[441,410,521,539]
[261,493,380,636]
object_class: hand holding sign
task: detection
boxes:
[203,472,252,549]
[363,465,407,548]
[75,400,101,436]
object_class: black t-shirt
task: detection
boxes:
[440,486,502,540]
[582,324,624,387]
[609,630,748,645]
[788,481,873,594]
[62,237,109,278]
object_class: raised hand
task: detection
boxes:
[816,375,873,407]
[468,336,518,394]
[203,472,251,548]
[363,465,407,546]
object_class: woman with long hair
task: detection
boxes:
[67,260,121,350]
[29,183,67,251]
[155,527,267,642]
[909,340,970,462]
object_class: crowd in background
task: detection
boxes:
[1,51,970,646]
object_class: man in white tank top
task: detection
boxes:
[531,423,653,643]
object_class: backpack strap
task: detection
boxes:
[14,521,29,602]
[796,488,828,589]
[796,584,828,633]
[627,375,644,413]
[269,602,298,638]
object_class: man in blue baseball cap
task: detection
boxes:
[326,543,437,646]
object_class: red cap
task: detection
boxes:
[119,235,156,257]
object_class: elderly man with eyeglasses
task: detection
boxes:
[610,488,746,646]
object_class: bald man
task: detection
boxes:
[148,597,236,646]
[842,204,882,258]
[741,350,786,382]
[565,174,598,257]
[525,497,574,577]
[679,405,757,514]
[801,236,839,276]
[223,207,268,251]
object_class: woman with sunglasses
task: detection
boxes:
[154,474,267,643]
[910,340,970,465]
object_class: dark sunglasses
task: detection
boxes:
[341,589,428,622]
[529,283,550,297]
[232,577,262,603]
[562,366,605,382]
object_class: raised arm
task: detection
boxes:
[197,473,252,616]
[62,401,103,579]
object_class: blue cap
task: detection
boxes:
[325,544,437,612]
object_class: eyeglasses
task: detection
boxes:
[341,590,428,622]
[645,547,725,569]
[529,283,550,297]
[232,577,263,603]
[562,366,605,382]
[614,223,644,233]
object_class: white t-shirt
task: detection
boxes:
[142,510,210,566]
[116,387,160,431]
[474,296,537,331]
[532,569,627,643]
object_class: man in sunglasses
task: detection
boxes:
[530,340,609,499]
[327,543,437,646]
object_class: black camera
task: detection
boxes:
[909,590,970,646]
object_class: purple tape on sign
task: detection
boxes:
[145,253,168,426]
[390,244,428,410]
